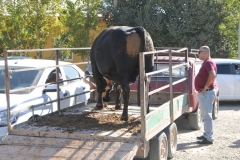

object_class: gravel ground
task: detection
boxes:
[172,101,240,160]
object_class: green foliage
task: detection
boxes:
[0,1,4,55]
[103,0,231,58]
[55,0,102,59]
[0,0,102,59]
[220,0,240,58]
[0,0,61,58]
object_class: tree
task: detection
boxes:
[161,0,226,58]
[0,1,5,55]
[103,0,228,58]
[54,0,103,59]
[220,0,240,58]
[0,0,61,58]
[0,0,102,59]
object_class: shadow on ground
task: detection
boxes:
[229,139,240,148]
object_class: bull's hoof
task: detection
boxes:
[103,102,108,108]
[93,103,103,110]
[115,103,123,110]
[121,115,128,121]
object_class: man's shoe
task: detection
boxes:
[197,139,213,144]
[196,135,206,140]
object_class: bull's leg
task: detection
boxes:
[114,84,122,110]
[91,62,107,110]
[94,77,107,109]
[102,85,112,102]
[120,82,130,121]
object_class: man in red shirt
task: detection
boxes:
[194,46,217,144]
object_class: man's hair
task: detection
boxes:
[201,46,210,54]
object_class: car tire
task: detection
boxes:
[164,123,177,159]
[28,115,39,121]
[212,97,219,120]
[148,132,168,160]
[188,106,202,130]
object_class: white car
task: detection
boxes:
[213,58,240,101]
[0,58,90,137]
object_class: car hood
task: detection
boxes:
[0,93,41,111]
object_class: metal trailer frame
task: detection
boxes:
[2,47,190,159]
[139,47,189,150]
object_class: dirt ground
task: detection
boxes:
[172,101,240,160]
[27,109,141,135]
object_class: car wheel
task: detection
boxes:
[188,106,202,130]
[28,115,39,121]
[148,132,168,160]
[164,123,177,159]
[212,97,219,120]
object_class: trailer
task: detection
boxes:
[0,47,219,159]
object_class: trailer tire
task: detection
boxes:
[148,132,168,160]
[212,97,219,120]
[188,107,202,130]
[164,123,177,159]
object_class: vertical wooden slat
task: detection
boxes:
[55,50,60,112]
[185,49,189,94]
[139,52,146,149]
[169,49,174,122]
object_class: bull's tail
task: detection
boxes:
[134,26,146,52]
[134,26,146,106]
[134,27,153,110]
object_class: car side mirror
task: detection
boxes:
[42,84,61,94]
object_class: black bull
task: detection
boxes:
[90,26,154,121]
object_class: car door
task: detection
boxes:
[216,64,235,100]
[42,67,71,111]
[234,63,240,100]
[62,66,90,106]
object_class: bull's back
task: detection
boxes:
[90,26,153,82]
[91,27,140,72]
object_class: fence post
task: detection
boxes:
[55,50,61,113]
[4,51,12,134]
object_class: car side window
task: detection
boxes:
[151,63,186,82]
[45,69,63,85]
[216,64,232,74]
[235,64,240,75]
[63,66,81,84]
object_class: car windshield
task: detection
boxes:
[151,64,186,81]
[0,67,43,94]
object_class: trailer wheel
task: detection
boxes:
[212,97,219,120]
[164,123,177,159]
[188,106,202,130]
[149,132,168,160]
